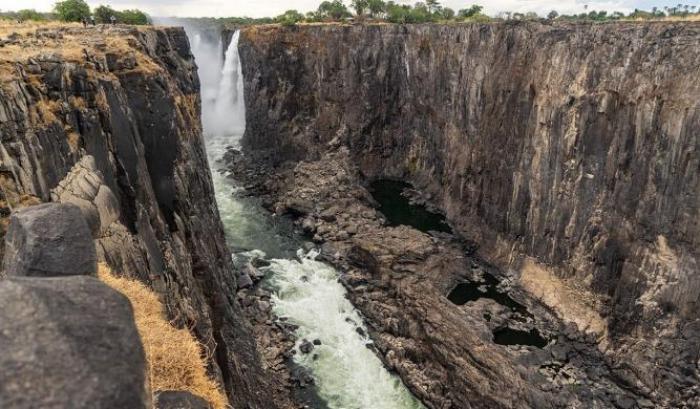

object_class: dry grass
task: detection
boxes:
[0,21,79,36]
[97,264,229,409]
[33,99,59,124]
[0,21,164,77]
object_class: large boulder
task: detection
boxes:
[154,391,211,409]
[2,202,97,277]
[0,276,149,408]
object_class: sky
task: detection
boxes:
[0,0,694,18]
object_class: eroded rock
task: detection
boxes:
[154,391,210,409]
[2,203,96,277]
[0,276,149,408]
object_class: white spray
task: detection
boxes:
[212,30,245,138]
[184,24,424,409]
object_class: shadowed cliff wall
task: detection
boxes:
[237,22,700,400]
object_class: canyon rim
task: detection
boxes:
[0,7,698,409]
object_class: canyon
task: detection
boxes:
[232,21,699,408]
[0,19,698,409]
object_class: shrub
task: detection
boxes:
[118,9,150,25]
[17,9,46,21]
[98,264,228,409]
[53,0,90,22]
[93,5,149,25]
[317,0,351,20]
[93,5,116,24]
[276,9,305,26]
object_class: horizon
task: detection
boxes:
[2,0,694,19]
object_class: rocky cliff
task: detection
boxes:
[0,24,276,408]
[236,22,699,406]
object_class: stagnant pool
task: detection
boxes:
[369,179,452,234]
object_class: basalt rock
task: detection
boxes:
[2,202,96,277]
[0,25,277,408]
[235,22,700,407]
[154,391,211,409]
[0,276,149,409]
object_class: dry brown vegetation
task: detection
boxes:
[0,21,164,77]
[98,264,229,409]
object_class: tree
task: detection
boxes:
[93,5,116,24]
[458,5,483,19]
[367,0,386,17]
[352,0,369,16]
[276,9,305,25]
[118,9,150,24]
[317,0,351,20]
[547,10,558,20]
[385,1,410,23]
[425,0,441,14]
[440,7,455,20]
[54,0,90,22]
[409,2,434,22]
[17,9,46,21]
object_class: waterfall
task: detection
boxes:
[211,30,245,138]
[182,25,424,409]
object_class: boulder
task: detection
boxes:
[2,203,97,277]
[299,339,314,354]
[154,391,211,409]
[0,276,149,408]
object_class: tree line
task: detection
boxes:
[273,1,489,25]
[2,0,698,26]
[0,0,150,25]
[275,1,699,25]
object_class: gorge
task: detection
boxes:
[0,18,698,409]
[230,21,699,408]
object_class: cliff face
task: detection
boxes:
[0,25,275,408]
[237,22,699,402]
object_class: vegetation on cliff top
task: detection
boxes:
[98,264,228,409]
[3,1,698,27]
[195,1,700,26]
[1,0,150,25]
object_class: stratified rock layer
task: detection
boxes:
[236,22,700,406]
[0,25,276,408]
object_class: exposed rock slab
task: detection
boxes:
[154,391,211,409]
[2,202,96,277]
[0,276,149,409]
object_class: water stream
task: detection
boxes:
[186,26,424,409]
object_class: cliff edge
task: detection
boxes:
[0,23,276,408]
[237,21,699,407]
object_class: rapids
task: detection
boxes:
[184,26,424,409]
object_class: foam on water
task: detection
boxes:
[268,250,424,409]
[186,27,424,409]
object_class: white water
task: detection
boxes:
[269,250,424,409]
[189,27,424,409]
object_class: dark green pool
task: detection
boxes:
[369,180,451,234]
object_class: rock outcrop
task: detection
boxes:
[0,275,149,409]
[0,25,276,408]
[2,202,96,277]
[155,390,211,409]
[235,22,700,407]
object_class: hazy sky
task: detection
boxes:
[2,0,692,18]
